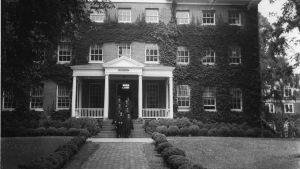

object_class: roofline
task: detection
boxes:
[110,0,261,5]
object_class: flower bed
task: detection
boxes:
[145,118,275,138]
[152,132,206,169]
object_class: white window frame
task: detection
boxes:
[57,43,72,64]
[89,45,103,63]
[30,86,43,111]
[177,85,190,111]
[118,43,131,58]
[90,9,105,23]
[176,10,190,25]
[230,88,242,112]
[284,86,293,97]
[145,44,159,64]
[56,85,71,110]
[284,103,294,113]
[202,48,215,65]
[229,46,242,65]
[265,103,275,113]
[176,46,189,65]
[228,11,242,26]
[118,9,131,23]
[2,90,15,111]
[145,9,159,23]
[203,87,217,111]
[202,10,215,25]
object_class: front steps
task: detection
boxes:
[94,119,150,138]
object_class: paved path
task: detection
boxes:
[80,142,151,169]
[88,138,153,143]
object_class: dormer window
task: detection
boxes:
[176,11,190,24]
[90,9,105,23]
[284,86,293,97]
[146,9,159,23]
[118,43,131,58]
[202,10,215,25]
[229,11,241,26]
[118,9,131,23]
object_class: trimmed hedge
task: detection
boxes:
[157,142,173,153]
[19,135,87,169]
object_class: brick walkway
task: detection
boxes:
[81,142,150,169]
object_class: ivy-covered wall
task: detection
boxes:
[46,2,261,125]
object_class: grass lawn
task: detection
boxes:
[168,137,300,169]
[1,136,72,169]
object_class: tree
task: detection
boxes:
[1,0,114,111]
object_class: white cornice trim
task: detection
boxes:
[110,0,260,5]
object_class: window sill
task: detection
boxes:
[177,63,189,66]
[229,24,242,26]
[204,109,217,112]
[145,62,160,64]
[30,108,44,111]
[202,24,216,26]
[2,108,15,111]
[56,108,70,111]
[229,63,241,65]
[57,61,71,64]
[89,61,104,64]
[118,21,132,23]
[178,107,190,112]
[231,109,242,112]
[202,63,215,66]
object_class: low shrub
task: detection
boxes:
[19,136,87,169]
[67,128,81,136]
[198,128,208,136]
[57,127,68,136]
[156,142,173,153]
[167,155,191,169]
[189,125,200,136]
[51,110,71,121]
[175,117,192,128]
[79,129,90,137]
[152,132,168,146]
[262,129,274,138]
[35,127,47,136]
[161,147,186,160]
[156,125,168,135]
[208,128,219,136]
[246,128,261,137]
[179,127,190,136]
[218,126,230,137]
[159,118,176,127]
[46,127,58,136]
[178,163,206,169]
[196,121,204,129]
[167,126,179,136]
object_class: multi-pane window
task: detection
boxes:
[265,103,275,113]
[177,85,190,108]
[89,45,103,62]
[146,83,160,108]
[202,48,215,65]
[230,88,242,111]
[146,9,159,23]
[228,11,241,25]
[57,85,70,109]
[90,10,105,23]
[118,9,131,23]
[2,90,15,110]
[176,11,190,24]
[202,11,215,25]
[30,86,43,110]
[203,87,216,111]
[32,48,46,63]
[229,46,241,64]
[284,86,292,97]
[118,43,131,57]
[284,103,294,113]
[58,43,72,63]
[145,44,159,63]
[177,46,189,65]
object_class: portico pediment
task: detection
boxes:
[103,56,144,68]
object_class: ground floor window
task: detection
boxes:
[2,90,15,110]
[30,86,43,110]
[230,88,242,111]
[177,85,190,108]
[88,83,104,108]
[284,103,294,113]
[203,87,216,111]
[145,83,160,108]
[57,85,71,109]
[265,103,275,113]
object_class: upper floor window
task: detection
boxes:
[177,85,190,109]
[284,103,294,113]
[203,87,216,111]
[229,46,241,65]
[145,44,159,63]
[32,48,46,63]
[89,45,103,63]
[57,85,70,109]
[118,43,131,57]
[202,10,215,25]
[230,88,242,111]
[58,43,72,63]
[202,48,215,65]
[228,11,241,26]
[177,46,189,65]
[176,11,190,24]
[146,9,159,23]
[265,103,275,113]
[118,9,131,23]
[284,86,293,97]
[2,90,15,110]
[90,9,105,23]
[30,86,43,110]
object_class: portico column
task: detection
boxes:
[104,75,109,119]
[71,76,77,117]
[138,75,143,118]
[169,76,173,118]
[166,79,169,110]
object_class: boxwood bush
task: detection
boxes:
[157,142,173,153]
[167,126,179,136]
[167,155,191,169]
[189,125,200,136]
[156,125,168,135]
[179,127,190,136]
[161,147,186,160]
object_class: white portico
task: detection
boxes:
[71,56,174,119]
